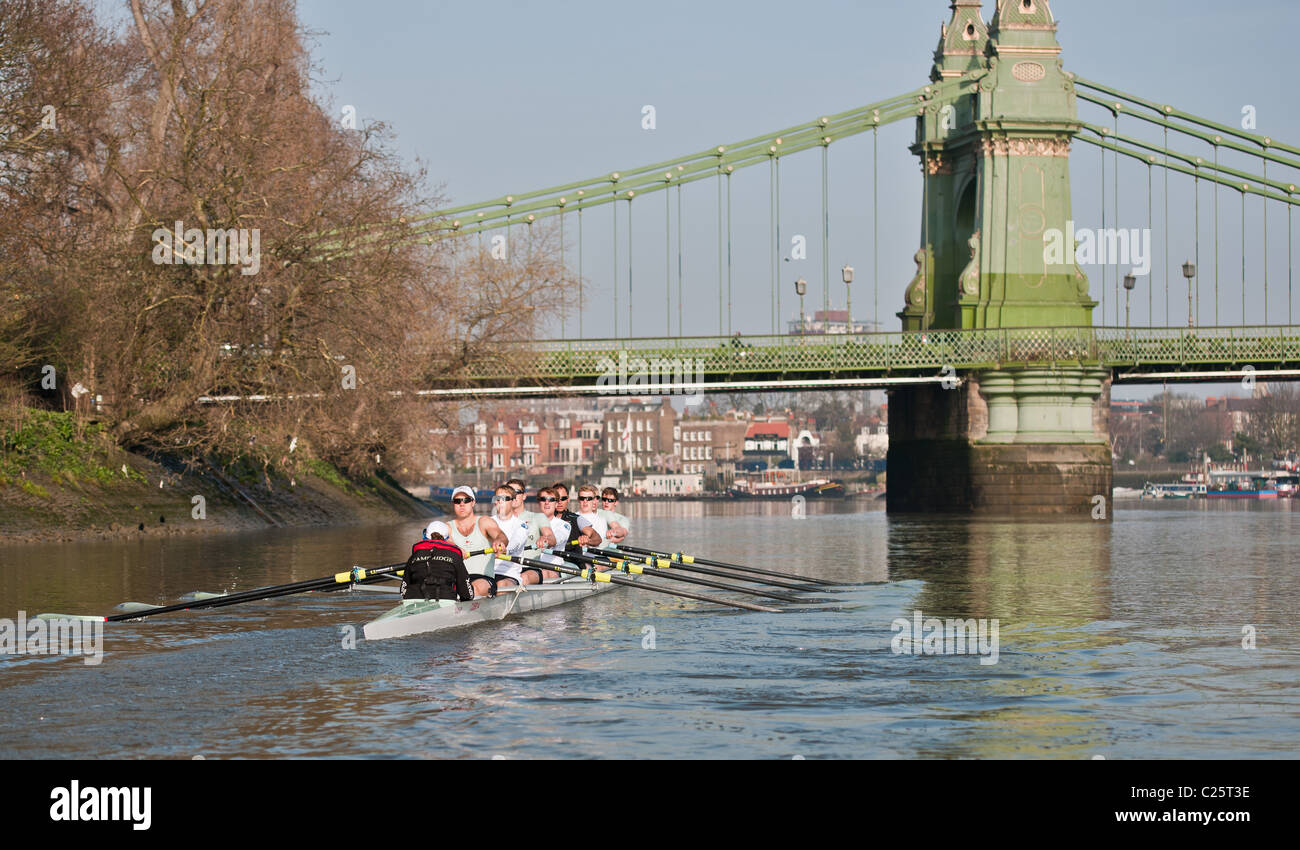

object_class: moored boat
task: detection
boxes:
[1140,482,1205,499]
[728,477,845,499]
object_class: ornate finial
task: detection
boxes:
[991,0,1055,35]
[933,0,990,81]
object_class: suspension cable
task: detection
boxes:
[560,212,565,338]
[1148,159,1153,327]
[717,167,723,336]
[613,194,618,337]
[1101,136,1107,323]
[822,142,830,319]
[1213,144,1218,327]
[770,156,776,334]
[628,195,634,337]
[727,169,734,336]
[665,183,671,338]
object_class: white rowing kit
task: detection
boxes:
[493,513,531,583]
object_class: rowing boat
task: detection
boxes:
[361,574,623,641]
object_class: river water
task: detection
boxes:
[1,499,1296,759]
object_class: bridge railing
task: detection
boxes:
[1096,326,1300,365]
[460,326,1300,382]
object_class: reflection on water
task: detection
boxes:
[1,500,1297,758]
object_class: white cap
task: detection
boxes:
[451,485,476,501]
[424,521,451,540]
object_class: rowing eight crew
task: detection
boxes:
[400,482,631,602]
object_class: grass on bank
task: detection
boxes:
[0,408,140,488]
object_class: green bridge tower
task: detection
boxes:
[888,0,1113,516]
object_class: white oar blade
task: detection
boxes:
[33,613,107,622]
[177,591,227,603]
[113,602,161,615]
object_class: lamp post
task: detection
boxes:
[842,265,854,334]
[1182,261,1196,328]
[795,278,807,334]
[1123,273,1136,331]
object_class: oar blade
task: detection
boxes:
[113,602,161,615]
[177,591,227,603]
[32,613,107,623]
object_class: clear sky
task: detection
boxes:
[296,0,1300,399]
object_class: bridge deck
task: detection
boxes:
[431,326,1300,396]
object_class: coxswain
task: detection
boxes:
[446,485,508,597]
[401,521,474,602]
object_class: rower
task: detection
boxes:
[507,478,547,574]
[446,485,508,597]
[574,484,609,556]
[597,486,630,549]
[533,486,583,579]
[552,482,601,549]
[490,484,541,587]
[402,521,474,602]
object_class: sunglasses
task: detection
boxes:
[493,495,513,502]
[511,490,524,497]
[601,497,617,503]
[538,496,557,503]
[451,497,475,505]
[578,495,597,502]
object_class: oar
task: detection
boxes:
[554,549,804,603]
[37,562,406,624]
[495,553,780,614]
[595,548,823,592]
[611,544,843,586]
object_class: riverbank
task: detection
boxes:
[0,410,435,544]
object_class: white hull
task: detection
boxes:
[362,576,621,641]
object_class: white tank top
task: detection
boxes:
[580,509,608,542]
[449,516,494,577]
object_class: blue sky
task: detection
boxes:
[297,0,1300,398]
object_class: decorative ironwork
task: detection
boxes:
[448,326,1300,386]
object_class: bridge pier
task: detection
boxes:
[886,368,1112,517]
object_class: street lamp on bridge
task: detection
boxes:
[842,265,854,333]
[795,278,808,333]
[1182,261,1197,328]
[1123,272,1136,330]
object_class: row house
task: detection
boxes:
[461,412,550,475]
[547,412,602,478]
[674,419,748,475]
[604,399,677,475]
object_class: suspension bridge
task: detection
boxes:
[413,0,1300,514]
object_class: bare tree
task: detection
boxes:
[2,0,577,478]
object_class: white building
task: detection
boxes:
[855,423,889,457]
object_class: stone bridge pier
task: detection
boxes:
[886,367,1112,516]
